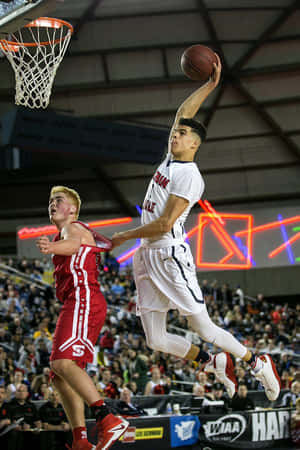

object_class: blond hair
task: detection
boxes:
[50,186,81,219]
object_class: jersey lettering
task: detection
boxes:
[143,199,156,213]
[153,170,170,189]
[72,344,85,357]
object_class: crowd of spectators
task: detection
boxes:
[0,254,299,435]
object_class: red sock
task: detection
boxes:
[73,427,87,442]
[90,399,104,408]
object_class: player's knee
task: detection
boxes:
[50,359,73,377]
[146,334,167,353]
[188,316,216,343]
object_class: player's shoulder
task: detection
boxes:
[172,161,202,176]
[65,221,87,233]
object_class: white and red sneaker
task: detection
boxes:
[204,352,237,398]
[96,414,129,450]
[251,354,281,401]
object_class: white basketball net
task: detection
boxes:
[0,17,73,109]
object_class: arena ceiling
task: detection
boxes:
[0,0,300,253]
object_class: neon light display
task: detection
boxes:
[277,214,295,264]
[18,217,132,240]
[196,212,253,269]
[17,201,300,270]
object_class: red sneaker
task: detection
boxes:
[96,414,129,450]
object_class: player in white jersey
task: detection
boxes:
[112,53,280,401]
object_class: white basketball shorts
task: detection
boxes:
[133,243,205,316]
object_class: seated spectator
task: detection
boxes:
[276,323,290,346]
[0,347,11,384]
[196,371,212,393]
[35,339,51,370]
[110,277,125,296]
[231,384,254,411]
[211,382,230,411]
[6,370,25,400]
[281,369,292,389]
[127,381,138,395]
[115,387,146,417]
[193,384,212,402]
[100,330,115,352]
[31,374,51,401]
[17,342,36,374]
[39,390,71,450]
[281,381,300,408]
[235,365,258,390]
[169,360,186,392]
[271,305,282,325]
[32,322,52,342]
[128,349,148,394]
[0,384,11,447]
[98,368,112,394]
[7,383,41,450]
[111,359,124,379]
[144,366,170,395]
[279,352,293,373]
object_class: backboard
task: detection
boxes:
[0,0,60,37]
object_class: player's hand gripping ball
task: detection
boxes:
[181,44,218,81]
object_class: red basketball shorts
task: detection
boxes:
[50,288,107,370]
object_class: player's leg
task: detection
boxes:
[135,246,238,397]
[51,361,128,450]
[140,310,191,357]
[154,243,279,401]
[52,369,88,428]
[50,294,129,450]
[51,359,103,406]
[187,308,248,359]
[52,374,91,450]
[140,309,237,398]
[187,310,280,401]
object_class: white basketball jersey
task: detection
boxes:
[141,155,205,248]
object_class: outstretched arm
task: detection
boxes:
[36,223,82,255]
[168,53,222,150]
[111,194,189,248]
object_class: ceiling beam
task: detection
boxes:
[239,63,300,77]
[73,0,104,39]
[232,0,299,72]
[87,95,300,120]
[112,160,300,180]
[2,189,300,221]
[2,155,299,188]
[55,34,300,59]
[230,77,300,159]
[1,61,300,102]
[64,6,290,23]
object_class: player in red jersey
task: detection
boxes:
[36,186,129,450]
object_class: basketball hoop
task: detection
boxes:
[0,17,73,109]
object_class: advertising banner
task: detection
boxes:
[199,409,292,449]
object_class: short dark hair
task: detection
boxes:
[179,118,207,143]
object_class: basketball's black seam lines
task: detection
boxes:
[184,54,214,75]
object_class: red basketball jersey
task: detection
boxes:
[52,221,112,302]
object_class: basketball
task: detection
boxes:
[181,44,218,81]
